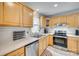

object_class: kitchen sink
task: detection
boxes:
[31,35,43,38]
[30,33,43,38]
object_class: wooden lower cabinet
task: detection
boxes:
[67,37,78,53]
[47,35,53,46]
[39,37,44,56]
[5,47,24,56]
[77,40,79,53]
[38,36,48,56]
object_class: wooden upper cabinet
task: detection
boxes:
[67,37,78,53]
[66,14,75,27]
[74,13,79,27]
[40,16,46,28]
[22,6,33,27]
[4,3,22,26]
[0,3,3,25]
[53,16,60,25]
[49,18,53,27]
[49,16,60,27]
[59,16,67,24]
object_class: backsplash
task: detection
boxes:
[0,27,31,45]
[48,26,76,35]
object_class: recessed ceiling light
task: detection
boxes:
[36,9,39,11]
[54,4,58,7]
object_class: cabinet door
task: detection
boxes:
[38,37,44,55]
[40,16,46,28]
[68,37,77,53]
[67,14,75,27]
[59,16,67,24]
[6,47,24,56]
[53,16,60,25]
[77,40,79,53]
[4,3,21,26]
[75,13,79,27]
[23,6,33,27]
[49,16,60,27]
[43,37,47,51]
[47,35,53,46]
[0,3,3,24]
[49,18,53,27]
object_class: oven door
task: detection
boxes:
[53,37,67,48]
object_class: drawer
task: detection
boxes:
[6,47,24,56]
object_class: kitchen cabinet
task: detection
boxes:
[47,35,53,46]
[77,39,79,53]
[59,16,67,24]
[39,37,44,56]
[38,36,48,56]
[67,37,78,53]
[5,47,24,56]
[0,3,3,25]
[22,6,33,27]
[54,16,60,25]
[49,18,53,27]
[40,16,46,28]
[25,41,39,56]
[74,13,79,27]
[66,14,76,27]
[0,2,33,27]
[4,2,22,26]
[49,16,60,27]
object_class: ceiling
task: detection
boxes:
[22,2,79,16]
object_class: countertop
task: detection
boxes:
[0,32,79,56]
[0,34,49,56]
[67,34,79,37]
[0,36,39,56]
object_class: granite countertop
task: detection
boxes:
[67,34,79,37]
[0,34,50,56]
[1,32,79,56]
[0,36,39,56]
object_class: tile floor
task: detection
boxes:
[42,46,78,56]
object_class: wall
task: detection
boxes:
[0,27,31,45]
[48,26,76,35]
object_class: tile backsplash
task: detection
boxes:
[0,27,31,45]
[48,26,76,35]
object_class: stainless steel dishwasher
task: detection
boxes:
[25,40,39,56]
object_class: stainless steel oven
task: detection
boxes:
[53,30,67,48]
[53,36,67,48]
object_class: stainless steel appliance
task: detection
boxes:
[13,31,25,40]
[53,30,67,48]
[25,40,39,56]
[44,28,48,33]
[75,30,79,35]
